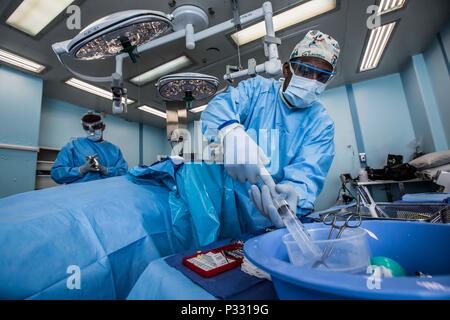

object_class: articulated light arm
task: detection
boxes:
[53,2,277,82]
[51,2,280,114]
[224,2,282,81]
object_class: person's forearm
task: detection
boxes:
[102,166,126,177]
[51,167,83,184]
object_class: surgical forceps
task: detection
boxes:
[312,212,362,268]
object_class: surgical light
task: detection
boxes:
[0,48,46,73]
[6,0,75,36]
[378,0,406,14]
[138,105,167,119]
[65,78,135,104]
[157,73,219,151]
[190,104,208,113]
[65,10,172,61]
[156,73,220,105]
[231,0,336,46]
[359,22,396,72]
[130,56,192,86]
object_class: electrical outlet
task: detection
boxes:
[359,153,367,163]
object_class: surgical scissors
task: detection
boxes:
[312,212,362,268]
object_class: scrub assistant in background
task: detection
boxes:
[51,111,128,184]
[79,112,108,175]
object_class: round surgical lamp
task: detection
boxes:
[52,10,172,115]
[156,72,220,109]
[65,10,172,62]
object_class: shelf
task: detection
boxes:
[37,160,54,171]
[39,146,60,152]
[36,146,60,190]
[35,175,58,190]
[355,178,424,186]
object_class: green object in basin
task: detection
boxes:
[370,256,407,277]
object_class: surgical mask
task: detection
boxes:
[282,66,327,108]
[86,129,103,142]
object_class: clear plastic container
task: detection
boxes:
[282,228,371,273]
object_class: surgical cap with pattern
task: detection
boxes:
[290,30,340,69]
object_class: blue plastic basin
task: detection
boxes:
[244,221,450,300]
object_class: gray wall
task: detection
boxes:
[142,124,170,165]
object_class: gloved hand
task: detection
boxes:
[249,183,299,228]
[79,159,99,175]
[222,125,269,184]
[98,165,108,176]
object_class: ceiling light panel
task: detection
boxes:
[231,0,337,46]
[138,105,167,118]
[0,48,46,73]
[65,78,135,104]
[130,56,192,86]
[190,105,207,113]
[360,22,397,72]
[6,0,75,36]
[378,0,406,14]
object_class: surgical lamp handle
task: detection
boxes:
[52,41,114,83]
[185,24,195,50]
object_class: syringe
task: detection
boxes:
[259,166,322,264]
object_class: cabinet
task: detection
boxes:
[35,146,60,190]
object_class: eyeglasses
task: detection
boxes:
[289,61,336,84]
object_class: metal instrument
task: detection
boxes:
[322,212,363,240]
[313,212,362,268]
[86,155,100,171]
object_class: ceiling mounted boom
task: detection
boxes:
[51,2,280,114]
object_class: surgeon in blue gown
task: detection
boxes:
[201,30,340,227]
[51,111,128,184]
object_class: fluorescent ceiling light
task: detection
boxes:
[130,56,192,85]
[190,105,207,113]
[65,78,135,104]
[360,22,396,72]
[231,0,337,46]
[0,48,46,73]
[6,0,75,36]
[378,0,406,14]
[138,105,167,118]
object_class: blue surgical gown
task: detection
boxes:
[201,75,335,214]
[51,137,128,184]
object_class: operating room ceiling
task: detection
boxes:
[0,0,449,128]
